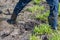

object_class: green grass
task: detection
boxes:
[49,33,60,40]
[32,0,46,5]
[34,24,52,35]
[27,5,45,13]
[29,1,60,40]
[32,24,60,40]
[27,5,47,21]
[30,35,40,40]
[35,13,47,20]
[27,5,40,13]
[32,0,41,4]
[35,10,49,21]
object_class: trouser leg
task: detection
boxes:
[7,0,31,24]
[47,0,59,29]
[11,0,31,21]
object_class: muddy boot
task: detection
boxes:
[7,13,17,24]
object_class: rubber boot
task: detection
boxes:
[7,13,17,24]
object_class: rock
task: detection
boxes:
[10,28,20,36]
[41,34,48,40]
[19,31,31,40]
[0,21,14,38]
[24,19,40,31]
[0,30,12,38]
[0,33,10,38]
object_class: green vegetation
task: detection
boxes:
[27,5,45,13]
[49,33,60,40]
[35,10,49,21]
[30,24,60,40]
[27,5,40,13]
[32,0,41,4]
[29,0,60,40]
[32,0,45,4]
[27,1,49,21]
[30,35,40,40]
[34,24,52,35]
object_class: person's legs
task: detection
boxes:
[7,0,31,24]
[47,0,59,30]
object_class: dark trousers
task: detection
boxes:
[46,0,59,28]
[11,0,59,28]
[11,0,31,20]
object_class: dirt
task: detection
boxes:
[0,0,49,40]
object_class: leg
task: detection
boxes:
[47,0,59,30]
[7,0,31,24]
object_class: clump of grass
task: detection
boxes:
[35,13,46,20]
[49,33,60,40]
[30,35,40,40]
[43,10,49,17]
[27,5,45,13]
[35,10,49,21]
[32,0,46,5]
[34,24,52,35]
[33,0,41,4]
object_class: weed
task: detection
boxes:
[49,33,60,40]
[27,5,45,13]
[30,35,40,40]
[33,0,41,4]
[34,24,52,35]
[35,10,49,21]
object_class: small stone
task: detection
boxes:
[10,29,20,36]
[1,33,10,38]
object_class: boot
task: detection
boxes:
[7,13,17,24]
